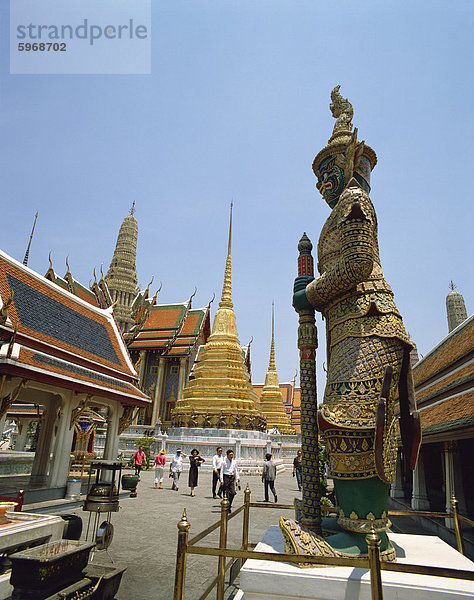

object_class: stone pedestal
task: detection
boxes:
[240,527,474,600]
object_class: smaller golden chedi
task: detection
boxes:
[259,304,295,434]
[171,205,264,431]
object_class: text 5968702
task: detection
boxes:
[18,43,66,51]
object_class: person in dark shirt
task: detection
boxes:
[262,453,278,502]
[293,449,302,492]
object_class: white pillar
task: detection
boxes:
[31,396,60,482]
[411,450,430,510]
[444,441,455,528]
[49,391,77,488]
[103,404,121,462]
[390,449,404,499]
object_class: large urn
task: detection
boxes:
[0,502,17,525]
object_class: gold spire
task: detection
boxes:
[268,301,276,371]
[259,304,295,434]
[220,201,233,309]
[171,204,263,430]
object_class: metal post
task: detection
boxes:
[217,494,229,600]
[366,527,384,600]
[242,484,251,564]
[451,493,464,555]
[173,509,190,600]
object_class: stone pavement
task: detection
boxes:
[65,466,302,600]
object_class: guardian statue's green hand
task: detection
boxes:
[292,275,314,312]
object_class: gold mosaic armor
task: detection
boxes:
[306,183,411,482]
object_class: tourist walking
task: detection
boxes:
[154,449,166,489]
[212,447,224,499]
[133,446,147,479]
[170,449,187,491]
[220,449,240,512]
[293,449,303,492]
[262,453,278,502]
[188,448,205,497]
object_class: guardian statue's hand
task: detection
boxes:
[292,275,314,312]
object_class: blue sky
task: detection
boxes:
[1,0,473,399]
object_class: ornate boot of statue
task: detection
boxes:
[282,86,421,561]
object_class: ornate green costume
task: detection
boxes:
[282,86,421,560]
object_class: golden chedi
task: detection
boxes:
[259,305,295,434]
[171,205,265,431]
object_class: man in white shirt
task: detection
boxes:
[219,449,240,511]
[170,449,187,491]
[212,447,224,499]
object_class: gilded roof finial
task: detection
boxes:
[23,211,38,266]
[330,85,353,136]
[269,301,276,372]
[220,202,233,309]
[65,255,71,276]
[130,201,136,216]
[450,280,456,291]
[48,251,53,271]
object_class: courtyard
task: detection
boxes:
[63,467,302,600]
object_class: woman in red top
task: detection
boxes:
[154,449,166,489]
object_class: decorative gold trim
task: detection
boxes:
[279,517,396,566]
[118,405,138,435]
[70,394,92,430]
[338,513,391,534]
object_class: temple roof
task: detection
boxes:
[0,250,149,406]
[127,303,211,355]
[412,314,473,440]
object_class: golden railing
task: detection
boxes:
[174,486,474,600]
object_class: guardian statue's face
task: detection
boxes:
[315,155,345,209]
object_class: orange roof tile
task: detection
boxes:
[143,306,185,329]
[181,312,202,335]
[413,320,473,387]
[420,392,474,430]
